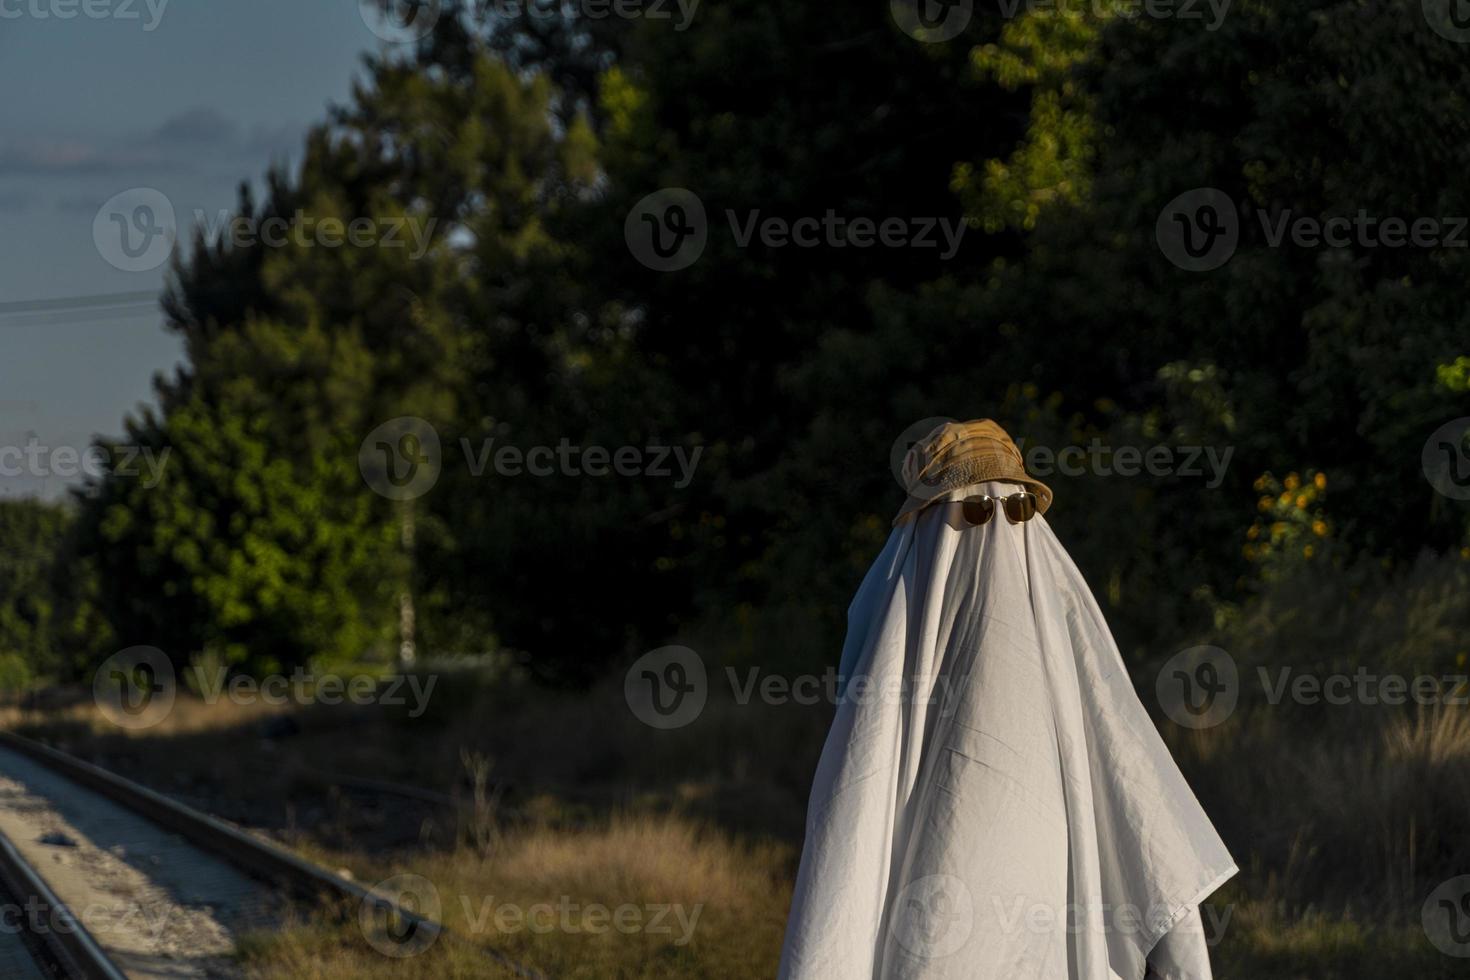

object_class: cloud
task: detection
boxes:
[0,138,173,177]
[243,121,308,160]
[152,107,239,144]
[55,194,106,213]
[0,139,103,176]
[0,108,305,179]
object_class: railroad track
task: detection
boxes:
[0,731,545,979]
[0,829,112,979]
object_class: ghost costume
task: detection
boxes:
[778,481,1236,980]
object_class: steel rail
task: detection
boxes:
[0,731,545,980]
[0,825,127,980]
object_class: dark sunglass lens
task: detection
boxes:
[1004,493,1038,522]
[961,496,995,526]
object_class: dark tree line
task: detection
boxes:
[3,0,1467,684]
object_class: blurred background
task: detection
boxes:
[3,0,1470,976]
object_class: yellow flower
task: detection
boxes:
[1312,520,1328,537]
[1258,496,1274,513]
[1243,544,1256,560]
[1314,472,1327,490]
[1247,525,1261,540]
[1271,522,1287,537]
[1253,475,1268,492]
[1279,492,1292,505]
[1284,473,1300,491]
[1296,495,1309,509]
[1303,545,1314,559]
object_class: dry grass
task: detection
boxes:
[13,552,1470,977]
[0,686,289,737]
[238,919,514,980]
[1156,551,1470,928]
[1212,894,1464,979]
[241,813,793,979]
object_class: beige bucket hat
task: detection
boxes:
[893,418,1053,526]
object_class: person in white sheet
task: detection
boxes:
[778,419,1236,980]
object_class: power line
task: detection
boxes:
[0,291,160,328]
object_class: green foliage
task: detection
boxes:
[0,0,1456,686]
[0,499,107,682]
[961,6,1104,232]
[1437,356,1470,393]
[0,500,69,682]
[75,324,401,674]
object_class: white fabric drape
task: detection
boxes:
[778,482,1236,980]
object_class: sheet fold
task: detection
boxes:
[779,482,1235,980]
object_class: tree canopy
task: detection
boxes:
[9,0,1466,683]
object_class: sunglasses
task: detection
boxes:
[959,491,1039,526]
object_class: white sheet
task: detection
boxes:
[778,482,1236,980]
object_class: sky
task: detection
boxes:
[0,0,421,498]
